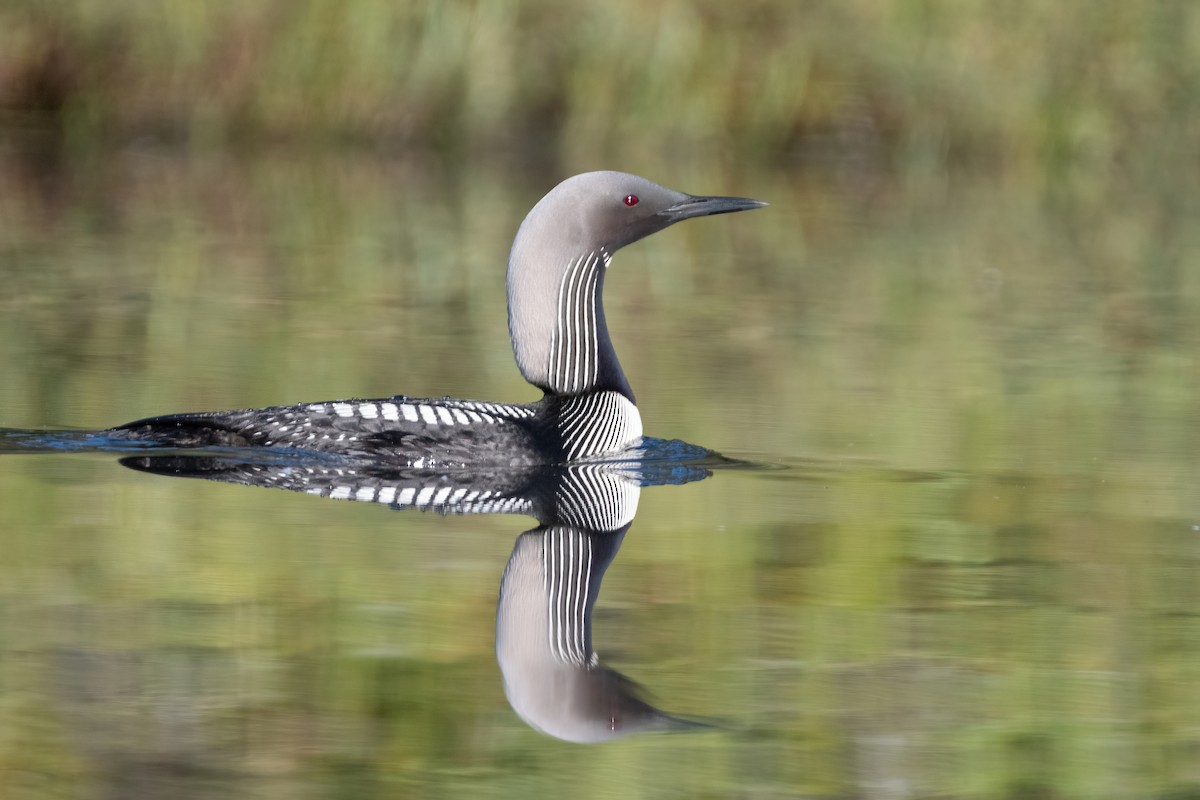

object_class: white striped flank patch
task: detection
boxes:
[393,400,530,427]
[443,400,534,420]
[557,391,643,460]
[236,397,535,452]
[547,250,604,395]
[542,527,593,666]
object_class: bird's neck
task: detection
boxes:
[508,247,634,403]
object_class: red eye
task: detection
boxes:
[623,194,639,207]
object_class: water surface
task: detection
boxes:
[1,151,1198,798]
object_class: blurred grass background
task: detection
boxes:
[1,0,1197,171]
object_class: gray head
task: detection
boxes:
[496,526,714,744]
[507,171,765,400]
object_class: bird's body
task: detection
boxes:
[114,391,639,467]
[109,172,763,465]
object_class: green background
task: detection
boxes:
[1,2,1198,798]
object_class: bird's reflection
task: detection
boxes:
[120,441,727,742]
[496,465,713,743]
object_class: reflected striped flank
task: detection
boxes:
[555,464,640,531]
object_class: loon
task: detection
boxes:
[111,172,765,465]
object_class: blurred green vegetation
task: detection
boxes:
[1,1,1199,794]
[1,0,1198,170]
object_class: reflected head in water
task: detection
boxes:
[493,460,717,743]
[119,441,736,743]
[498,524,714,743]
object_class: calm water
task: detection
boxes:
[1,150,1198,799]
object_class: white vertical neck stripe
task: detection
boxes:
[548,251,603,395]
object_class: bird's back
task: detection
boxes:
[110,391,641,466]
